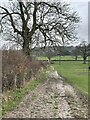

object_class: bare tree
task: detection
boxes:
[79,41,88,64]
[45,46,56,63]
[72,46,80,60]
[0,1,80,60]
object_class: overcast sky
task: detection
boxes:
[70,1,88,45]
[0,0,89,47]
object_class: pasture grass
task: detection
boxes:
[37,56,85,60]
[53,61,88,96]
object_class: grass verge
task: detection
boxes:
[2,68,47,116]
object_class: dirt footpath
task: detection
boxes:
[4,70,88,118]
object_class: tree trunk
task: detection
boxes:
[22,37,32,61]
[75,56,77,61]
[48,57,51,64]
[83,57,86,64]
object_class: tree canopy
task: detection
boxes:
[0,0,80,58]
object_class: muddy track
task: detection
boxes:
[4,71,88,118]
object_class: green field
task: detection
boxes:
[53,61,88,96]
[37,56,85,60]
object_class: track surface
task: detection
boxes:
[4,71,88,118]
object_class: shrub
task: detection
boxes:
[2,50,49,91]
[2,50,29,91]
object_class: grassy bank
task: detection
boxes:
[2,68,47,116]
[53,61,88,95]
